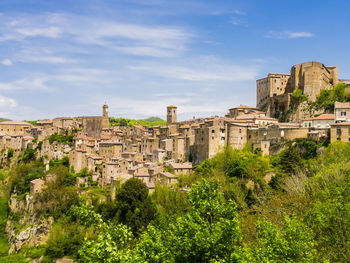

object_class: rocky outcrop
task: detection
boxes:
[7,216,54,253]
[6,193,54,253]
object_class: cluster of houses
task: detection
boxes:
[2,61,350,195]
[2,101,350,195]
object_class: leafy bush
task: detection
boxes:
[45,218,88,259]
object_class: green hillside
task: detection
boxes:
[109,116,166,127]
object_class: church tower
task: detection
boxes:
[103,104,109,118]
[101,104,109,128]
[167,105,177,124]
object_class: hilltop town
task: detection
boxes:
[1,61,350,262]
[1,61,350,194]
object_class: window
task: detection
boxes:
[341,111,347,116]
[212,130,215,133]
[239,129,241,133]
[337,126,341,136]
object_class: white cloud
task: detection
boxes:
[0,78,51,92]
[128,58,259,81]
[13,48,76,64]
[1,58,12,66]
[0,95,17,109]
[229,17,247,27]
[266,31,314,39]
[16,26,62,38]
[0,13,192,57]
[287,32,314,38]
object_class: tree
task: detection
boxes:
[70,205,135,263]
[7,148,14,160]
[136,180,243,262]
[115,178,156,235]
[250,216,315,263]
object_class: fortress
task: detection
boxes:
[256,61,350,121]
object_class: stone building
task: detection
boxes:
[69,149,87,172]
[30,178,45,196]
[167,105,177,124]
[227,105,264,118]
[226,123,251,150]
[169,162,192,175]
[52,117,74,129]
[302,114,334,128]
[193,118,227,164]
[0,121,33,136]
[75,104,110,138]
[256,74,291,109]
[334,102,350,123]
[330,122,350,142]
[154,172,178,185]
[257,61,341,122]
[99,141,123,159]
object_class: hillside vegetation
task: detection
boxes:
[0,140,349,262]
[109,116,166,127]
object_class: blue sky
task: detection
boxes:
[0,0,349,121]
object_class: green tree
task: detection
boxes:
[136,180,243,262]
[115,178,156,235]
[70,205,135,263]
[7,148,14,160]
[152,185,190,216]
[250,216,315,262]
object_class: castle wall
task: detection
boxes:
[256,73,290,109]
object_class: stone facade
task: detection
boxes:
[167,105,177,124]
[330,122,350,142]
[256,74,290,109]
[302,114,334,128]
[99,141,123,159]
[334,101,350,123]
[0,121,33,136]
[257,61,340,122]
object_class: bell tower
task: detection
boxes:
[103,103,109,118]
[167,105,177,124]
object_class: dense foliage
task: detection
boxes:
[311,83,350,112]
[48,133,73,146]
[115,178,156,235]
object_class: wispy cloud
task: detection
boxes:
[266,31,315,39]
[0,13,192,58]
[211,9,246,16]
[1,58,12,66]
[0,78,51,92]
[229,17,247,27]
[14,48,76,64]
[128,57,259,81]
[0,95,17,108]
[16,26,62,38]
